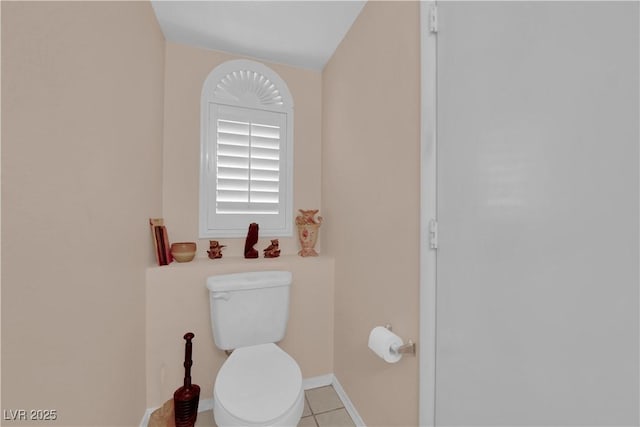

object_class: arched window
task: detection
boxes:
[200,60,294,238]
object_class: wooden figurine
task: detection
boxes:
[244,223,259,258]
[263,239,281,258]
[207,240,225,259]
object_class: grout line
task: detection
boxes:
[300,414,319,427]
[305,384,357,427]
[304,394,313,418]
[311,407,346,416]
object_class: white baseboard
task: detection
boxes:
[198,398,214,412]
[139,407,154,427]
[139,373,365,427]
[332,375,366,427]
[302,373,334,390]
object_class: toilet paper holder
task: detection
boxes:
[384,324,416,356]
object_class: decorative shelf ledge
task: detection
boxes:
[147,254,333,274]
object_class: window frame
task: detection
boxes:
[199,60,294,238]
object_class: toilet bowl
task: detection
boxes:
[213,343,303,426]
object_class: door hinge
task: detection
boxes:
[429,5,438,33]
[429,219,438,249]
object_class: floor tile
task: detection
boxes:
[315,408,355,427]
[193,385,355,427]
[306,386,344,414]
[298,415,318,427]
[303,396,312,417]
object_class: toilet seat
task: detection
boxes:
[214,343,303,426]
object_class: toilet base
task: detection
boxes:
[213,388,304,427]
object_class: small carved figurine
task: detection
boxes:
[263,239,281,258]
[244,223,259,259]
[207,240,226,259]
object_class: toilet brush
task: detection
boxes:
[174,332,200,427]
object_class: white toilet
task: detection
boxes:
[206,271,304,427]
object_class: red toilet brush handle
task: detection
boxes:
[183,332,194,387]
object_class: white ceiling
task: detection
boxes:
[151,1,366,71]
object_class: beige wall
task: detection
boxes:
[3,1,422,425]
[146,256,334,408]
[322,2,421,426]
[162,43,323,257]
[2,2,165,425]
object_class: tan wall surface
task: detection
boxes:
[322,2,421,426]
[2,2,165,425]
[4,1,421,424]
[162,43,323,258]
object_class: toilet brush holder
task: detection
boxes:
[174,332,200,427]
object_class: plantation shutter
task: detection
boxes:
[215,106,284,214]
[200,59,293,238]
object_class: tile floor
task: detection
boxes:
[300,385,355,427]
[194,385,356,427]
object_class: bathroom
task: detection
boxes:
[2,1,638,427]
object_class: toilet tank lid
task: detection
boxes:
[206,271,292,292]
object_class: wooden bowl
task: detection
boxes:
[170,242,197,262]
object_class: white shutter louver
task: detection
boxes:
[216,114,282,214]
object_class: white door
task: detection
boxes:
[432,2,638,425]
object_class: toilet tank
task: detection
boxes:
[206,271,292,350]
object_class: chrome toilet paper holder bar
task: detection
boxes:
[384,324,416,356]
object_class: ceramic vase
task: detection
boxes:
[295,210,322,257]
